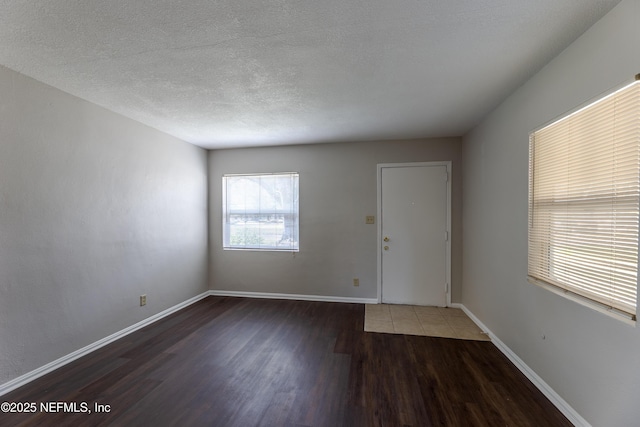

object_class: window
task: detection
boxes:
[528,76,640,322]
[223,173,299,251]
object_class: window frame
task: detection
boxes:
[222,172,300,252]
[527,77,640,324]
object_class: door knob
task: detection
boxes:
[384,246,389,251]
[383,237,389,242]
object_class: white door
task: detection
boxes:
[379,163,449,306]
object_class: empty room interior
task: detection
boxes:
[1,1,639,426]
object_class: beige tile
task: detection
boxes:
[392,319,424,336]
[438,307,467,317]
[416,314,448,326]
[413,306,442,316]
[421,323,456,338]
[368,312,393,322]
[462,322,483,333]
[364,304,489,341]
[452,327,491,341]
[365,307,392,322]
[445,316,476,328]
[392,318,422,328]
[364,319,395,334]
[389,305,419,321]
[365,304,389,315]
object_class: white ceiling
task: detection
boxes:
[0,0,621,149]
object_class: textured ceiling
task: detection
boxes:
[0,0,622,149]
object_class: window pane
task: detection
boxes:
[223,173,299,251]
[528,79,639,320]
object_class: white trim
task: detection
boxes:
[0,290,589,426]
[530,77,640,135]
[1,290,374,397]
[0,291,210,397]
[528,276,636,326]
[209,289,377,304]
[222,172,300,252]
[457,304,590,427]
[377,161,452,306]
[222,172,299,177]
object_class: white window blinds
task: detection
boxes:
[528,77,640,321]
[223,173,299,251]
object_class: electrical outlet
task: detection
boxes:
[140,295,147,306]
[353,278,360,287]
[365,216,375,224]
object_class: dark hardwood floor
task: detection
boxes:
[1,296,572,426]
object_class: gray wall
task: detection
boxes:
[0,65,209,385]
[461,1,640,425]
[208,139,462,301]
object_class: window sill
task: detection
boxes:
[527,276,637,327]
[223,247,299,253]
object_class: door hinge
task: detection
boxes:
[444,172,449,182]
[444,231,449,241]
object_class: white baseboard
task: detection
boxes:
[0,290,375,396]
[208,289,378,305]
[0,291,210,397]
[457,304,589,427]
[5,292,584,426]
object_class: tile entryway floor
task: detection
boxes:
[364,304,491,341]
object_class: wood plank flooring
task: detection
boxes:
[1,296,572,426]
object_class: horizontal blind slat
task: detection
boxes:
[528,80,639,318]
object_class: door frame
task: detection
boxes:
[376,161,452,306]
